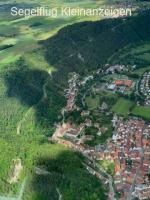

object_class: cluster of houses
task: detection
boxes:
[81,119,150,200]
[51,117,150,200]
[140,71,150,106]
[64,73,79,111]
[111,119,150,200]
[107,78,134,93]
[64,72,96,113]
[55,67,150,199]
[52,116,103,144]
[105,64,127,74]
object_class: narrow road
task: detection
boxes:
[83,159,115,200]
[127,169,138,200]
[61,108,65,124]
[0,178,26,200]
[16,75,50,135]
[18,178,27,200]
[17,108,32,135]
[56,188,62,200]
[56,136,115,200]
[95,163,115,200]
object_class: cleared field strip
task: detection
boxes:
[0,178,26,200]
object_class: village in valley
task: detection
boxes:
[0,0,150,199]
[50,63,150,200]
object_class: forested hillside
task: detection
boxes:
[5,10,150,136]
[43,10,150,79]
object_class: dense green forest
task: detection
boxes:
[43,10,150,78]
[23,144,106,200]
[5,58,66,133]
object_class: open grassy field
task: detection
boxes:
[111,99,150,120]
[132,106,150,120]
[0,0,108,68]
[98,160,115,176]
[111,98,134,116]
[85,95,99,110]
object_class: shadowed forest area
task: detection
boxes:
[4,59,66,134]
[23,148,106,200]
[43,10,150,80]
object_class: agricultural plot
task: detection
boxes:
[111,98,134,116]
[132,106,150,120]
[85,95,100,110]
[0,0,107,67]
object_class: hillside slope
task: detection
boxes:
[43,10,150,79]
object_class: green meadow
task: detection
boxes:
[85,95,100,110]
[111,98,134,116]
[98,160,115,176]
[0,0,107,67]
[112,100,150,120]
[132,106,150,120]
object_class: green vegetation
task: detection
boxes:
[133,66,150,76]
[23,144,106,200]
[99,92,118,107]
[0,0,150,198]
[84,90,118,111]
[109,42,150,68]
[0,0,109,195]
[44,11,150,76]
[111,99,150,120]
[85,95,99,110]
[98,160,115,176]
[132,106,150,120]
[0,0,105,67]
[111,98,134,116]
[84,120,113,146]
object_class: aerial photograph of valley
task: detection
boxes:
[0,0,150,199]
